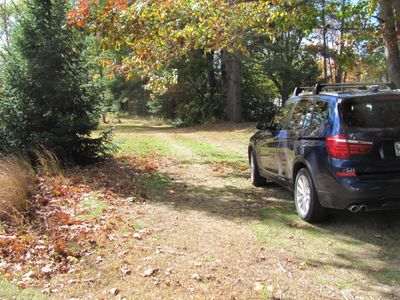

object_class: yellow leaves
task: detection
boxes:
[68,0,307,93]
[114,41,121,51]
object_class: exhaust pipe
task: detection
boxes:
[348,205,360,213]
[359,205,368,212]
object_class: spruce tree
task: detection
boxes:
[0,0,112,163]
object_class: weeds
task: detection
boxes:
[34,147,63,177]
[0,156,35,224]
[0,148,64,226]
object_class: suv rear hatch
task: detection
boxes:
[339,94,400,178]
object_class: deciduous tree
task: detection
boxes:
[68,0,311,120]
[379,0,400,87]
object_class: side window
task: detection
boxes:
[288,100,311,130]
[309,101,329,134]
[271,102,295,130]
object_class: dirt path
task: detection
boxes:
[45,119,400,300]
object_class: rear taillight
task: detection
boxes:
[326,134,373,159]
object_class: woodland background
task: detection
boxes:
[0,0,398,153]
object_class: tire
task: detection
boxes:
[250,150,267,187]
[294,168,328,223]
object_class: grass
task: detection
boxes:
[110,117,400,291]
[0,280,44,300]
[76,192,109,221]
[175,136,246,164]
[115,135,175,156]
[136,172,173,202]
[0,156,35,223]
[103,117,250,166]
[12,116,399,299]
[253,204,400,288]
[34,148,63,177]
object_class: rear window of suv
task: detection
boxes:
[340,95,400,128]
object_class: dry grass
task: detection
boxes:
[0,148,63,225]
[34,147,63,177]
[0,156,35,223]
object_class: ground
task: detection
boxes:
[1,117,400,300]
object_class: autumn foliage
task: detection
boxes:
[0,154,159,287]
[67,0,296,76]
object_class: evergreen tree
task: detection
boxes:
[0,0,113,163]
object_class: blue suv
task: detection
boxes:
[248,83,400,222]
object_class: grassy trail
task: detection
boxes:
[17,117,400,300]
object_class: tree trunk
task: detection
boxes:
[222,51,242,123]
[393,0,400,34]
[335,0,346,83]
[102,113,108,124]
[379,0,400,88]
[206,51,216,101]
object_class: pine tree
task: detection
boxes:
[0,0,113,163]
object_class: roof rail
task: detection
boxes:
[313,82,396,95]
[293,86,313,97]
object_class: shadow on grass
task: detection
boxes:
[143,170,400,296]
[69,157,400,297]
[256,200,400,296]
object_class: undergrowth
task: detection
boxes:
[0,156,35,225]
[0,149,64,228]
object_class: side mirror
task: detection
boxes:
[256,120,269,130]
[274,124,283,131]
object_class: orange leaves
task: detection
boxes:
[76,19,85,27]
[66,0,91,27]
[53,241,75,258]
[0,154,167,286]
[67,0,130,27]
[52,211,78,226]
[53,186,64,197]
[0,235,16,244]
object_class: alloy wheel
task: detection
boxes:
[296,174,311,217]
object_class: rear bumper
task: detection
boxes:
[316,174,400,210]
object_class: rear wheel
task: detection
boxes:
[250,150,267,187]
[294,168,328,223]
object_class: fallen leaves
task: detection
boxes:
[120,266,131,277]
[0,235,16,243]
[133,233,142,240]
[191,273,202,281]
[142,268,159,277]
[0,155,166,287]
[109,287,121,296]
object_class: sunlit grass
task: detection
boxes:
[0,281,44,300]
[115,135,174,156]
[175,136,246,164]
[76,192,109,221]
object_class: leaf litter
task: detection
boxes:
[0,155,159,292]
